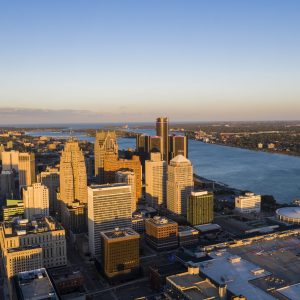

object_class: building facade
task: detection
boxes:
[235,192,261,214]
[145,152,167,208]
[156,117,169,162]
[167,155,194,216]
[169,135,188,159]
[18,152,36,188]
[101,228,140,279]
[187,191,214,225]
[22,183,49,220]
[94,131,118,183]
[88,184,132,259]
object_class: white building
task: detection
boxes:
[145,152,167,208]
[167,155,194,215]
[23,183,49,220]
[235,192,261,214]
[88,184,132,259]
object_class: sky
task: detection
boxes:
[0,0,299,124]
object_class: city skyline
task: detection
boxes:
[1,1,300,123]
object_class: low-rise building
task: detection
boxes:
[235,192,261,214]
[178,226,199,246]
[145,216,178,251]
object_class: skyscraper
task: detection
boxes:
[59,140,87,206]
[38,168,59,215]
[116,170,136,213]
[167,155,194,215]
[88,184,132,259]
[94,131,118,183]
[1,150,19,172]
[145,152,167,208]
[104,155,142,200]
[22,183,49,220]
[18,152,36,188]
[187,191,214,225]
[169,135,188,159]
[149,136,163,157]
[156,117,169,162]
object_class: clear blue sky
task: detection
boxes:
[0,0,299,123]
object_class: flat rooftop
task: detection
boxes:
[7,245,41,253]
[16,268,58,300]
[88,183,129,190]
[101,228,139,240]
[199,251,274,300]
[2,216,63,237]
[277,283,300,300]
[146,216,177,226]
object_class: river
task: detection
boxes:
[26,129,300,204]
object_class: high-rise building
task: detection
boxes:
[19,152,36,188]
[116,170,136,213]
[101,227,140,279]
[156,117,169,162]
[94,131,118,183]
[187,191,214,225]
[235,192,261,214]
[145,216,178,251]
[38,168,60,215]
[22,183,49,220]
[0,144,5,161]
[136,134,150,154]
[169,135,188,159]
[0,171,16,200]
[0,216,67,271]
[88,184,132,259]
[149,136,163,157]
[104,155,142,200]
[167,155,194,216]
[1,150,19,171]
[59,140,87,206]
[145,152,167,208]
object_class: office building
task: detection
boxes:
[1,150,19,171]
[104,155,142,200]
[4,246,43,279]
[178,226,199,246]
[167,155,194,216]
[169,135,188,159]
[101,227,140,279]
[145,216,178,251]
[94,131,118,183]
[59,140,87,206]
[156,117,169,162]
[116,169,137,213]
[18,152,36,188]
[235,192,261,214]
[149,136,163,156]
[61,201,87,234]
[187,191,214,226]
[15,268,59,300]
[2,199,24,221]
[145,152,167,208]
[22,183,49,220]
[88,184,132,259]
[136,134,150,156]
[0,216,67,273]
[0,170,16,200]
[38,168,60,215]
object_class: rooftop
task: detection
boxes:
[2,216,63,237]
[199,251,274,300]
[147,216,177,226]
[276,207,300,220]
[101,227,140,240]
[16,268,58,300]
[170,154,191,165]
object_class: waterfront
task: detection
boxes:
[27,129,300,204]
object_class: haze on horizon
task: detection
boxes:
[0,0,299,124]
